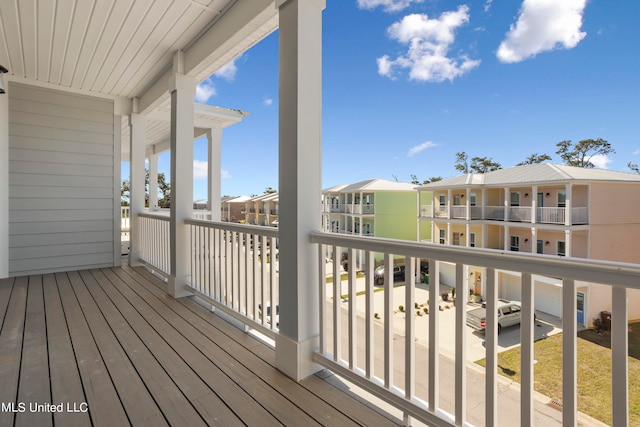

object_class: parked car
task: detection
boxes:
[466,299,523,334]
[373,261,429,286]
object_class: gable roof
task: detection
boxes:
[324,179,417,193]
[418,164,640,189]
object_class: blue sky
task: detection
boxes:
[134,0,640,200]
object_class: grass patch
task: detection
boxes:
[325,272,365,283]
[476,323,640,425]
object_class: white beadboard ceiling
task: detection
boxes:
[0,0,278,154]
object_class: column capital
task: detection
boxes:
[276,0,325,10]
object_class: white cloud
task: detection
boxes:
[484,0,493,13]
[357,0,424,13]
[193,160,208,179]
[408,141,437,157]
[377,6,481,82]
[263,97,273,106]
[497,0,587,63]
[195,80,216,102]
[214,59,238,81]
[633,149,640,155]
[590,155,613,169]
[221,169,231,179]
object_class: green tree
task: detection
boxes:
[555,138,614,168]
[628,162,640,174]
[121,170,171,208]
[517,153,552,165]
[454,152,469,173]
[264,187,277,194]
[455,152,501,174]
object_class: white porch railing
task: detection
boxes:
[419,204,432,217]
[571,207,588,224]
[309,231,639,427]
[508,206,532,222]
[138,213,170,275]
[185,220,280,338]
[450,205,467,219]
[486,205,505,220]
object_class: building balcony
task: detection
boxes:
[420,204,589,225]
[128,215,637,426]
[0,264,395,427]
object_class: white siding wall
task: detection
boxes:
[8,83,116,276]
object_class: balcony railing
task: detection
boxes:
[308,231,639,426]
[186,220,280,337]
[139,213,170,275]
[508,206,532,222]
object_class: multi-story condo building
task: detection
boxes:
[245,193,279,227]
[323,179,430,268]
[417,163,640,325]
[221,196,250,223]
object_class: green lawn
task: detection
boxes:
[476,322,640,425]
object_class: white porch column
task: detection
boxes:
[276,0,325,380]
[531,227,537,254]
[169,54,195,298]
[531,185,537,224]
[148,150,159,210]
[129,101,146,267]
[0,81,8,278]
[207,128,222,221]
[565,183,572,226]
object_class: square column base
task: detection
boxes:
[275,333,321,381]
[168,276,193,299]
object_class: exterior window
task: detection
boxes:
[439,194,446,206]
[557,241,566,256]
[439,229,446,244]
[363,223,371,235]
[470,193,477,206]
[510,235,520,252]
[469,232,476,247]
[510,192,520,207]
[537,239,544,254]
[558,190,566,208]
[453,232,460,246]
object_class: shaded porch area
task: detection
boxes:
[0,264,399,427]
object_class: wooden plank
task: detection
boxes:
[119,266,367,427]
[0,277,15,331]
[0,277,28,427]
[78,270,208,427]
[42,274,91,427]
[144,265,400,427]
[15,275,52,427]
[65,271,167,426]
[92,268,247,426]
[105,267,285,427]
[54,272,130,427]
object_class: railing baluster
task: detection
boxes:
[562,278,577,427]
[612,286,629,427]
[318,243,326,354]
[269,236,276,330]
[365,250,374,380]
[428,259,439,413]
[332,246,341,362]
[348,247,356,370]
[485,267,498,426]
[384,253,393,389]
[520,272,534,427]
[454,262,467,425]
[404,255,416,427]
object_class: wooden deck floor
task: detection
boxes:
[0,265,400,427]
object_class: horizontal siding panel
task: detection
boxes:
[10,111,114,135]
[9,231,115,248]
[9,253,114,276]
[10,83,114,113]
[9,210,113,223]
[10,160,113,177]
[10,173,114,189]
[9,147,113,167]
[11,122,113,145]
[10,135,115,156]
[10,186,113,199]
[10,242,114,261]
[10,98,114,125]
[10,220,114,235]
[9,198,114,211]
